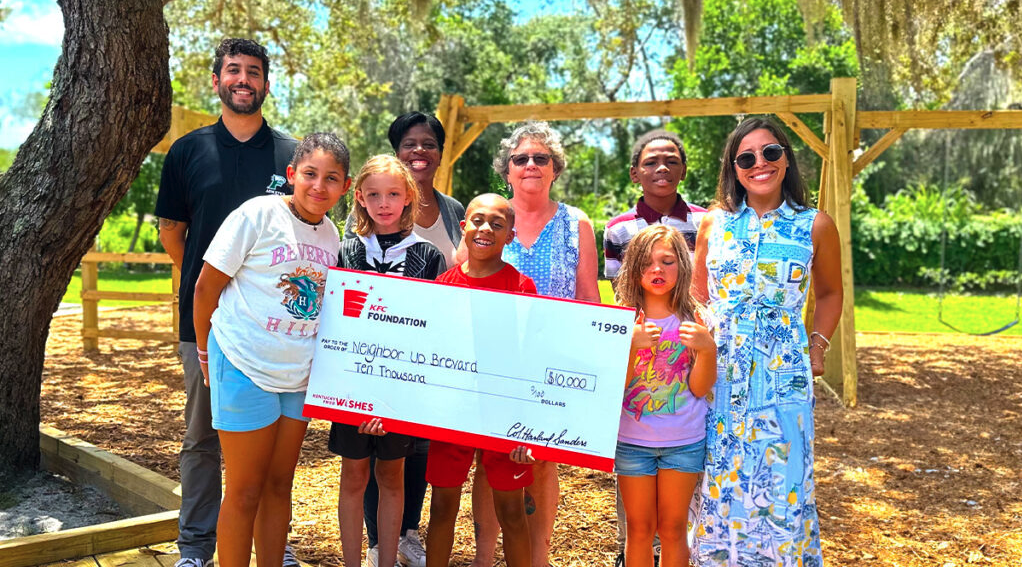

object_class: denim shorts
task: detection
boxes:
[614,440,706,477]
[208,330,309,432]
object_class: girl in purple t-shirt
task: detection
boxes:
[614,225,717,567]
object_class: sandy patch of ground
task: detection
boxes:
[38,306,1022,566]
[0,471,126,540]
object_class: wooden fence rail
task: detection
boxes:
[80,251,179,351]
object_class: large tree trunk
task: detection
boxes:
[0,0,171,484]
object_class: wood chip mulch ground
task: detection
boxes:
[40,306,1022,566]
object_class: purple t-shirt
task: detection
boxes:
[618,314,708,447]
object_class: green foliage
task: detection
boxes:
[164,0,683,220]
[0,147,15,173]
[96,213,162,256]
[851,183,1022,288]
[114,153,163,219]
[668,0,858,206]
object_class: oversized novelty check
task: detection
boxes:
[303,268,635,471]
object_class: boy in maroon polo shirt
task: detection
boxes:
[426,193,536,567]
[604,129,707,282]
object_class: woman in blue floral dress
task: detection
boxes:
[690,118,843,566]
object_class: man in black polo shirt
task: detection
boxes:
[156,38,297,567]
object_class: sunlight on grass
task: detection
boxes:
[66,274,1020,335]
[855,288,1021,336]
[600,280,1021,335]
[62,267,174,306]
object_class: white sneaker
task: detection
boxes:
[397,529,426,567]
[174,559,213,567]
[366,545,402,567]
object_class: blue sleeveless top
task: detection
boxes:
[502,202,582,299]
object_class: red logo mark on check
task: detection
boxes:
[342,289,369,318]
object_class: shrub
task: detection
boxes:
[852,184,1022,289]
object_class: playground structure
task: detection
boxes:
[80,78,1022,408]
[430,77,1022,406]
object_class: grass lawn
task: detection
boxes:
[63,273,1019,335]
[597,280,1021,336]
[62,267,175,306]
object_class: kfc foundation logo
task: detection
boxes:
[336,277,427,328]
[343,289,369,318]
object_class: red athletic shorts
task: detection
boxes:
[426,441,533,491]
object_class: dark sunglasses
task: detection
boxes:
[734,144,785,169]
[510,153,552,167]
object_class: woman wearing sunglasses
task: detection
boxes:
[690,118,842,566]
[467,121,600,567]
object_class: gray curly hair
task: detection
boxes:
[492,121,568,183]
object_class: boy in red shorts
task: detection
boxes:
[426,193,537,567]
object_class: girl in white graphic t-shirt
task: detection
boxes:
[192,133,351,567]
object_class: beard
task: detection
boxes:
[218,81,267,115]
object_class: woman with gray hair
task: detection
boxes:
[470,121,600,567]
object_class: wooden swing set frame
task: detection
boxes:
[429,77,1022,407]
[91,77,1022,407]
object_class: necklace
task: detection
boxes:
[288,197,323,230]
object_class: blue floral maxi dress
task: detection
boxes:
[692,201,823,566]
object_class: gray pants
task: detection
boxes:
[177,341,221,560]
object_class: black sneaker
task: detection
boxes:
[614,552,625,567]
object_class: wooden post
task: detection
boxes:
[434,94,464,196]
[803,116,831,336]
[81,246,100,352]
[824,77,859,406]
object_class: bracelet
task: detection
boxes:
[196,347,208,356]
[809,331,831,352]
[199,360,208,366]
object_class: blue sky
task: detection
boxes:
[0,0,63,148]
[0,0,651,149]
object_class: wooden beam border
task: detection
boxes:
[0,427,181,567]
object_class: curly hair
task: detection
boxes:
[213,38,270,78]
[492,121,568,183]
[614,225,698,322]
[715,117,809,212]
[350,155,420,237]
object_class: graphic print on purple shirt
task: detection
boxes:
[618,314,707,447]
[626,322,691,418]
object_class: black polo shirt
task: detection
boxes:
[155,117,297,342]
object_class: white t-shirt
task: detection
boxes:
[204,195,340,392]
[413,213,457,271]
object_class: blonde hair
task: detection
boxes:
[614,225,698,321]
[351,155,420,236]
